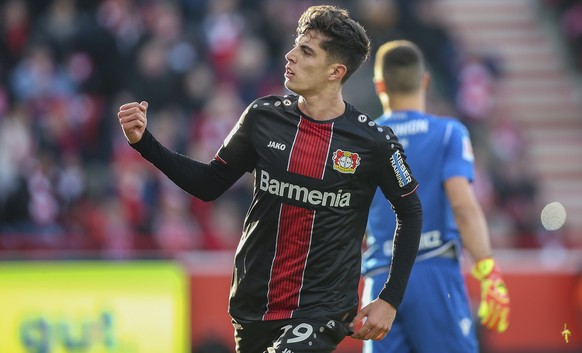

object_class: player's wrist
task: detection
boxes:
[378,289,401,311]
[129,128,151,149]
[472,256,499,281]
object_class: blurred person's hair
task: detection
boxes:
[374,40,426,94]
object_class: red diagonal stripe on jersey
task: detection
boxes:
[263,118,333,320]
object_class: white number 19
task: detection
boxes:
[281,323,314,343]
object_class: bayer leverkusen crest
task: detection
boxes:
[332,149,360,174]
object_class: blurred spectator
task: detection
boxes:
[0,108,33,234]
[152,185,204,256]
[545,0,582,68]
[402,0,462,102]
[553,0,582,68]
[181,63,217,112]
[491,157,539,248]
[353,0,403,48]
[34,0,81,60]
[489,113,525,164]
[456,54,500,126]
[188,82,243,161]
[127,38,183,109]
[54,151,85,223]
[10,43,74,102]
[0,0,31,70]
[26,151,63,239]
[231,35,280,103]
[202,0,245,78]
[99,195,136,260]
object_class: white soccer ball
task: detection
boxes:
[540,202,567,231]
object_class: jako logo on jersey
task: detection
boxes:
[267,140,286,150]
[259,170,351,207]
[390,150,412,187]
[332,149,360,174]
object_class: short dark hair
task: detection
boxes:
[296,5,371,83]
[374,40,425,94]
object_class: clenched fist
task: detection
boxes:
[118,101,149,144]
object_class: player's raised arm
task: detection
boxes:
[117,100,246,202]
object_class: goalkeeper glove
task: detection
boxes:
[472,257,510,333]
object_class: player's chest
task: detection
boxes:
[253,117,375,188]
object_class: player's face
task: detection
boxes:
[284,31,334,96]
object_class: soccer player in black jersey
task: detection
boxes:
[118,5,422,353]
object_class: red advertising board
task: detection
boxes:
[184,251,582,353]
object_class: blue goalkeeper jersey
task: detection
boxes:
[363,110,474,275]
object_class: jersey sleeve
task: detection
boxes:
[442,120,475,182]
[377,129,419,200]
[374,128,422,309]
[215,102,258,173]
[130,129,245,201]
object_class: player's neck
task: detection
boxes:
[298,92,345,121]
[385,93,425,115]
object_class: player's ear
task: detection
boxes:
[422,72,431,91]
[373,78,386,95]
[330,64,347,82]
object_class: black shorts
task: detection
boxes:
[233,317,353,353]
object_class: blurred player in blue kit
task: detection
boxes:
[362,40,510,353]
[118,6,423,353]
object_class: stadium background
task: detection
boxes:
[0,0,581,352]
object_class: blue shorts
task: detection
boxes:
[363,257,478,353]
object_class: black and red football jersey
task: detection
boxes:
[216,94,419,322]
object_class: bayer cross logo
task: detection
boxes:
[337,156,353,168]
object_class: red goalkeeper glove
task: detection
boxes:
[471,257,510,333]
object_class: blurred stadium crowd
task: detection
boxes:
[0,0,577,259]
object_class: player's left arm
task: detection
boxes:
[372,133,423,309]
[442,121,491,261]
[445,177,491,263]
[351,134,422,340]
[444,121,510,333]
[351,191,422,340]
[446,177,510,333]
